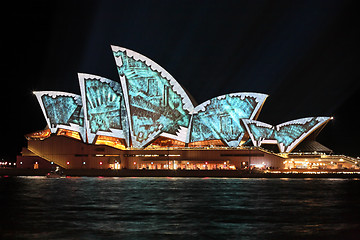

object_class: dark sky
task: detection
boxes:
[2,0,359,160]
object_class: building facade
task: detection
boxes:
[18,46,359,170]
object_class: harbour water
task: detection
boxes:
[1,177,360,239]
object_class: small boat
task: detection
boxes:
[46,167,65,178]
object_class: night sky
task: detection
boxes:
[2,0,359,161]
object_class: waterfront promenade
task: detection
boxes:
[1,168,360,178]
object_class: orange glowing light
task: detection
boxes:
[25,129,51,140]
[188,139,225,148]
[145,136,186,149]
[57,129,81,140]
[95,135,126,150]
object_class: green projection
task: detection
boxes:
[113,48,192,147]
[42,95,83,128]
[79,74,129,145]
[34,91,85,141]
[190,93,267,147]
[243,117,330,152]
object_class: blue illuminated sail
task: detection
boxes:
[243,117,331,152]
[112,46,194,148]
[190,93,267,147]
[34,91,85,141]
[78,73,129,145]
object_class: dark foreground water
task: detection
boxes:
[1,177,360,240]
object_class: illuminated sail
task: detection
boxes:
[189,93,268,147]
[112,46,194,148]
[34,91,85,141]
[243,117,331,152]
[78,73,129,145]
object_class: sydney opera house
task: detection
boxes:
[17,46,358,171]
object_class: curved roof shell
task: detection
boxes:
[78,73,129,145]
[189,93,268,147]
[112,46,194,148]
[34,91,85,141]
[242,117,331,152]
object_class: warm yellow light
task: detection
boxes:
[57,129,81,140]
[95,135,126,150]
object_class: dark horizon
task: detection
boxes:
[2,0,359,160]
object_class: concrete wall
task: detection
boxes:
[25,136,286,169]
[27,136,123,169]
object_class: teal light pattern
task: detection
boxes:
[84,78,126,134]
[246,117,325,151]
[114,50,191,146]
[42,95,83,128]
[276,120,319,147]
[248,123,274,141]
[190,95,260,147]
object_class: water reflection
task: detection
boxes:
[1,177,359,239]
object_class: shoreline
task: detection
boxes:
[1,168,360,178]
